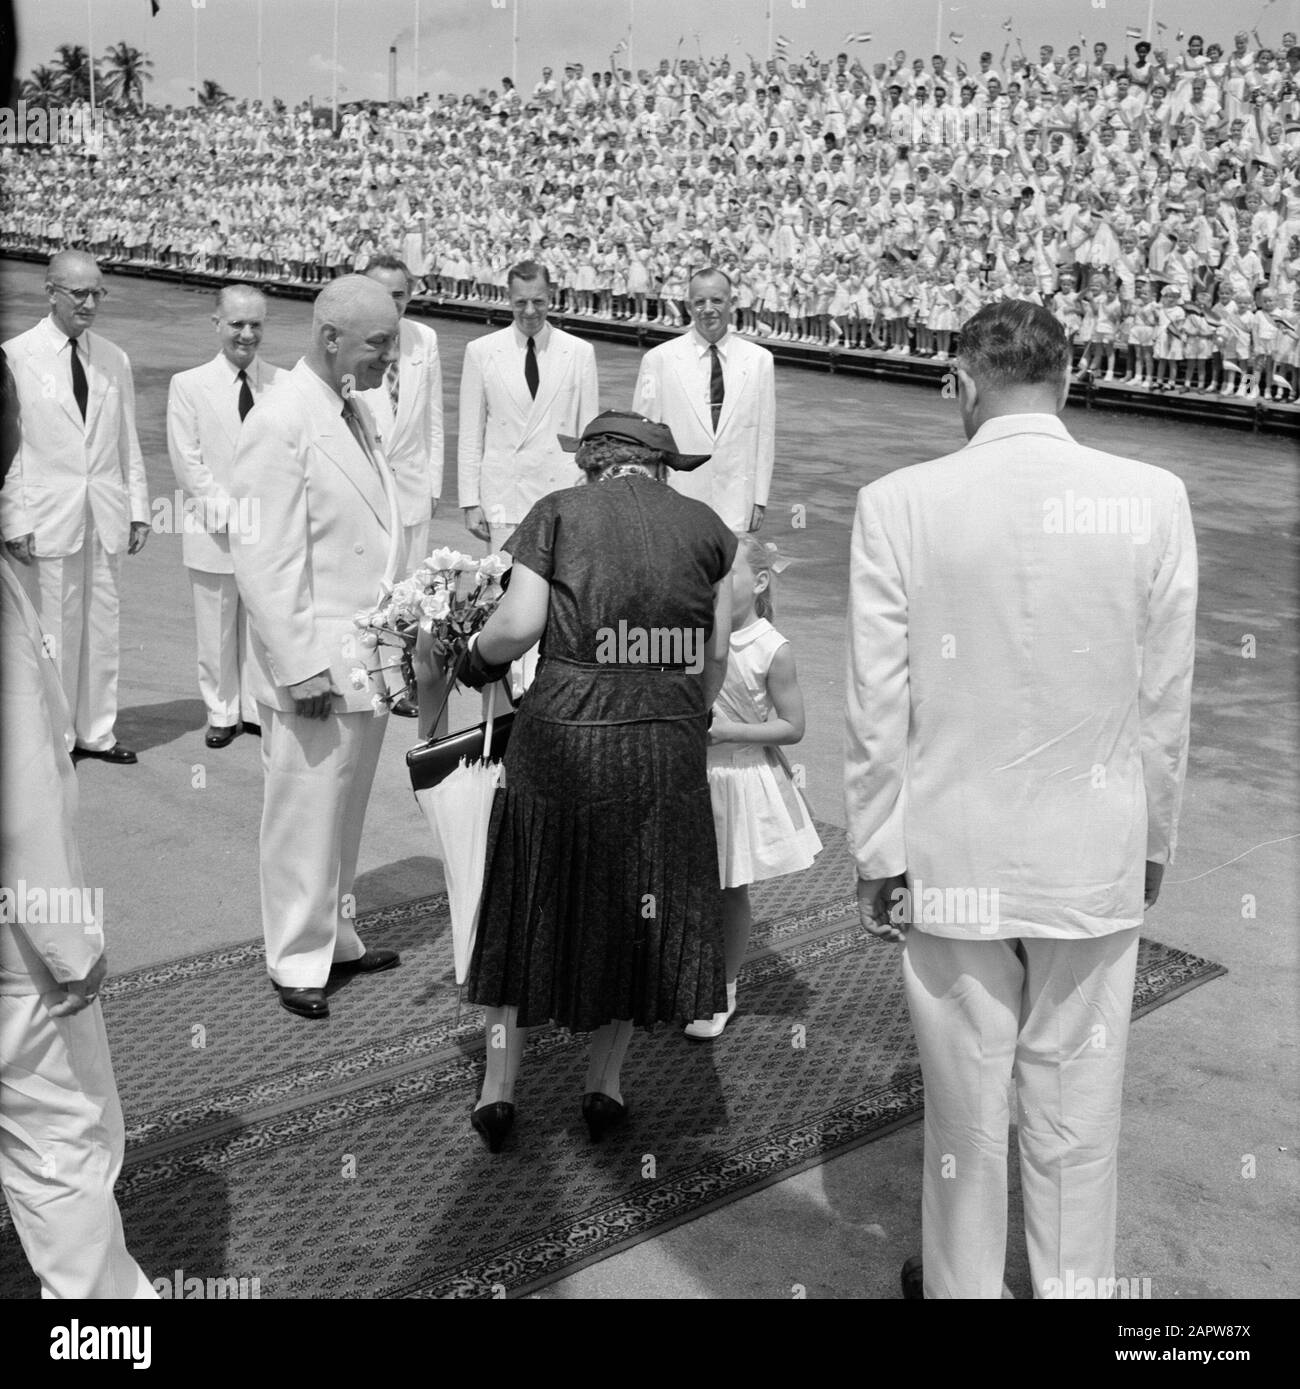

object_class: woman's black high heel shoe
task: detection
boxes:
[471,1102,515,1153]
[582,1092,627,1143]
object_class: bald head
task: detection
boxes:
[46,250,104,339]
[307,275,400,397]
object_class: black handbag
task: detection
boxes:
[406,672,515,793]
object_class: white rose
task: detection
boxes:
[477,553,512,580]
[426,546,461,571]
[421,590,452,621]
[349,666,370,690]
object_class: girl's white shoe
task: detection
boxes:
[684,1001,737,1041]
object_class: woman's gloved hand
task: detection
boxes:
[456,631,511,690]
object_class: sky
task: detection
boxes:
[13,0,1300,108]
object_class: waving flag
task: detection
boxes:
[949,31,964,44]
[844,32,873,44]
[776,35,791,51]
[1002,18,1014,32]
[150,0,160,13]
[1126,26,1142,40]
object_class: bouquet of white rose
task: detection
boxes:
[351,547,512,711]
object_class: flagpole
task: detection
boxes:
[86,0,95,114]
[512,0,519,88]
[413,0,420,99]
[1146,0,1156,42]
[257,0,264,104]
[192,2,200,107]
[331,0,340,127]
[767,1,773,62]
[628,0,634,77]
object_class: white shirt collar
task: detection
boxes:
[511,320,552,350]
[691,325,732,358]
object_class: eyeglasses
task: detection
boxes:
[51,285,109,304]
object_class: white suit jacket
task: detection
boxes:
[356,317,443,526]
[457,323,598,526]
[166,353,283,574]
[0,562,103,997]
[229,360,402,714]
[634,328,776,532]
[845,413,1198,940]
[0,316,149,557]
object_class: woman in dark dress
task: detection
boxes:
[459,411,738,1150]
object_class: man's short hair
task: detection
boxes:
[957,300,1069,390]
[688,266,734,296]
[215,283,267,315]
[364,253,412,281]
[507,259,551,290]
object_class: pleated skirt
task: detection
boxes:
[466,706,729,1032]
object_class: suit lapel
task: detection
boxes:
[310,391,391,533]
[31,334,86,431]
[716,342,749,437]
[395,323,421,435]
[527,330,569,430]
[80,334,110,437]
[494,330,532,421]
[673,338,713,437]
[207,356,242,452]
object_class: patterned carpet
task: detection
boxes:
[0,827,1226,1298]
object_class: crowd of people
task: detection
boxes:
[3,24,1300,396]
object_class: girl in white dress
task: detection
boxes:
[685,538,822,1040]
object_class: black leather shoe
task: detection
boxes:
[241,720,261,737]
[205,725,238,748]
[330,948,400,976]
[471,1102,515,1153]
[389,698,419,718]
[72,743,138,765]
[901,1254,924,1300]
[273,983,329,1019]
[582,1092,627,1143]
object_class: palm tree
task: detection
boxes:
[53,43,96,102]
[21,65,65,105]
[101,41,154,110]
[197,78,232,110]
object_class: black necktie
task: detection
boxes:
[709,344,724,431]
[237,368,254,421]
[69,338,88,421]
[525,335,539,399]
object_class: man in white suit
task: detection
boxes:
[458,259,598,554]
[230,277,405,1021]
[459,259,598,696]
[358,254,443,571]
[846,299,1198,1299]
[1,251,149,765]
[357,255,443,720]
[0,392,156,1299]
[633,267,775,534]
[167,284,282,749]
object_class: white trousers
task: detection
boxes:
[257,703,388,988]
[17,531,120,752]
[404,518,432,574]
[0,993,157,1299]
[902,926,1140,1299]
[189,569,255,728]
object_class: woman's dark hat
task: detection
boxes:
[558,410,711,471]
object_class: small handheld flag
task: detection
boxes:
[844,32,873,45]
[1126,26,1143,40]
[949,31,964,44]
[1002,18,1013,32]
